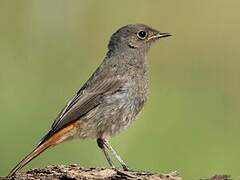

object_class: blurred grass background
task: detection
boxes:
[0,0,240,179]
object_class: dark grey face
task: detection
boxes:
[108,24,171,52]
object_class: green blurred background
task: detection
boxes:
[0,1,240,179]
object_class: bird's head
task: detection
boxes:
[108,24,171,53]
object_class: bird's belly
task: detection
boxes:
[76,92,146,139]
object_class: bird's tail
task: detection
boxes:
[7,140,52,177]
[7,122,79,177]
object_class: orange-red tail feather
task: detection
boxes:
[7,122,79,177]
[7,140,52,177]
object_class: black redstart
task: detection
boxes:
[8,24,171,176]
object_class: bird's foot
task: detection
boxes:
[122,164,130,171]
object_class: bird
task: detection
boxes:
[8,24,171,177]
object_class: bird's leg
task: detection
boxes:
[103,140,129,171]
[97,138,115,169]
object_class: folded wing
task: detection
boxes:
[39,76,126,145]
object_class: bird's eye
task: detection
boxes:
[137,30,147,39]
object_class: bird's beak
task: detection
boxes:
[156,32,172,38]
[148,32,172,41]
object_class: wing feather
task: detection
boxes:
[39,76,126,144]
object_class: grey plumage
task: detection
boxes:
[8,24,171,176]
